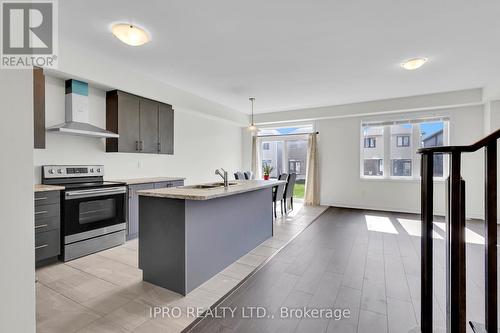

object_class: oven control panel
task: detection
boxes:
[43,165,104,178]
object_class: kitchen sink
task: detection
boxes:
[181,182,240,190]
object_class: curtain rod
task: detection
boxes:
[257,131,319,138]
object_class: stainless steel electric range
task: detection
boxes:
[42,165,127,261]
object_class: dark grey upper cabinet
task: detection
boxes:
[159,103,174,155]
[118,93,140,153]
[139,98,159,153]
[106,90,174,154]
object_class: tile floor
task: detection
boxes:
[35,201,328,333]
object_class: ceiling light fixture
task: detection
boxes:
[248,97,257,132]
[111,23,150,46]
[401,57,428,70]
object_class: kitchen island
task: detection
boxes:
[137,179,284,295]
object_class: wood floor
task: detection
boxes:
[188,207,498,333]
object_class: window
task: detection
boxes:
[390,124,412,177]
[397,135,410,147]
[421,121,446,177]
[258,125,312,198]
[361,119,448,179]
[362,126,384,176]
[364,137,376,148]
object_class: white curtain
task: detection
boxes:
[304,133,319,206]
[251,135,262,179]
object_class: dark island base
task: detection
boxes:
[139,188,273,295]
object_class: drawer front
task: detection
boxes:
[35,214,60,233]
[35,191,60,207]
[34,203,60,220]
[35,229,60,261]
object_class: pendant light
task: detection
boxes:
[248,97,257,132]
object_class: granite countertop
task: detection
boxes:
[108,177,186,185]
[138,179,286,200]
[34,184,65,192]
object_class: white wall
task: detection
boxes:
[317,105,485,218]
[241,129,253,171]
[0,71,35,332]
[254,88,483,124]
[34,76,242,184]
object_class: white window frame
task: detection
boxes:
[360,118,449,181]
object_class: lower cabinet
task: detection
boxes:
[127,180,184,240]
[127,183,154,240]
[34,190,61,266]
[35,229,60,262]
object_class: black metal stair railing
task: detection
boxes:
[418,128,500,333]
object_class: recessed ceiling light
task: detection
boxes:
[111,23,150,46]
[401,57,428,70]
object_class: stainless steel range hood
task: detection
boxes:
[48,121,119,138]
[47,79,119,138]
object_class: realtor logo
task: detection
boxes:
[1,0,58,68]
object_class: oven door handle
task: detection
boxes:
[65,187,127,200]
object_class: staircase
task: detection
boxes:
[419,129,500,333]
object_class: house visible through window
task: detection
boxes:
[392,159,412,176]
[289,160,303,174]
[361,119,448,179]
[258,125,313,199]
[364,159,383,176]
[390,124,412,176]
[362,126,384,176]
[421,121,446,177]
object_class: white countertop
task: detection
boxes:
[34,184,65,192]
[108,176,186,185]
[137,179,285,200]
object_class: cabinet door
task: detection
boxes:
[139,98,159,153]
[117,92,140,153]
[128,183,154,239]
[158,104,174,154]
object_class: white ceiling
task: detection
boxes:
[60,0,500,114]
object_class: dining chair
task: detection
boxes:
[272,173,288,218]
[284,173,297,213]
[234,171,246,180]
[244,171,254,180]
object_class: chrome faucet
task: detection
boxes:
[215,168,229,188]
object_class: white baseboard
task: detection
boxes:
[321,201,490,222]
